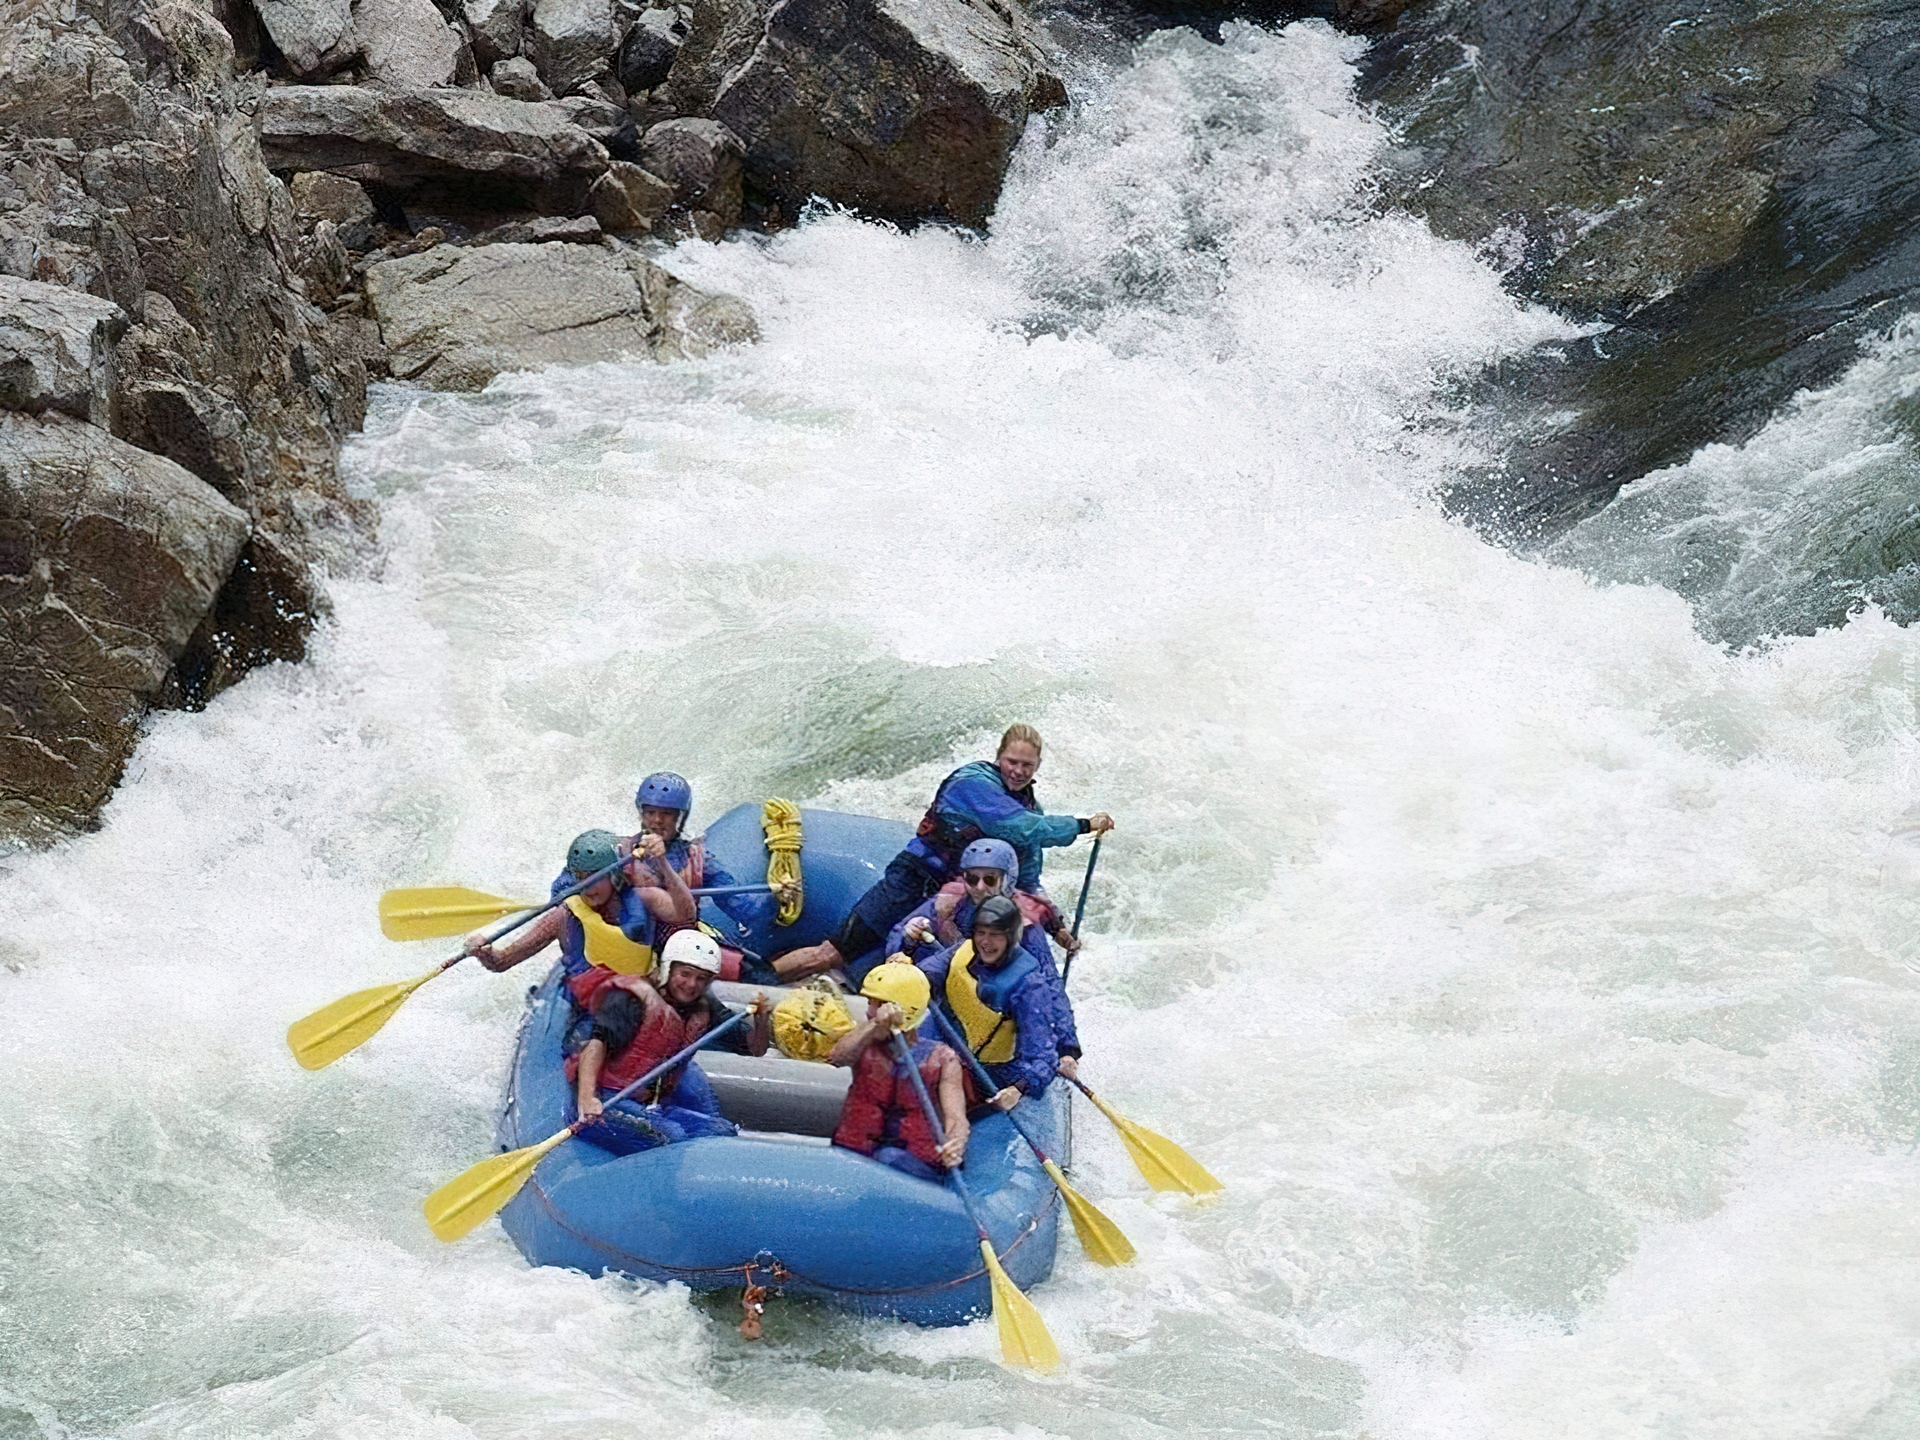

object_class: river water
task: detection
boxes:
[7,20,1920,1439]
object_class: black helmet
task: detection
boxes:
[972,894,1022,937]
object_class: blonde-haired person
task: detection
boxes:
[774,724,1113,981]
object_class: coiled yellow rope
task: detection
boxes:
[761,798,804,926]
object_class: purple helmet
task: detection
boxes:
[635,771,693,826]
[959,837,1018,894]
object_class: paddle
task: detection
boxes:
[424,1010,750,1242]
[890,1030,1061,1371]
[1059,834,1101,988]
[380,883,777,942]
[925,1002,1134,1266]
[1065,1075,1221,1195]
[287,855,629,1071]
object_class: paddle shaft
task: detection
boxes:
[925,1003,1060,1168]
[890,1031,994,1244]
[1060,835,1102,987]
[426,854,634,978]
[578,1009,751,1126]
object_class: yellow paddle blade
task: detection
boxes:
[424,1127,573,1242]
[1084,1091,1223,1196]
[980,1240,1060,1372]
[1041,1159,1135,1266]
[286,969,440,1070]
[379,886,534,942]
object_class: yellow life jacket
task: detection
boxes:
[944,941,1016,1063]
[563,895,655,976]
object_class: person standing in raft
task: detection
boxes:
[569,928,773,1154]
[466,829,696,1009]
[774,723,1115,981]
[917,895,1071,1107]
[890,836,1082,1069]
[828,961,970,1180]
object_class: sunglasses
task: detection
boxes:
[962,870,1004,888]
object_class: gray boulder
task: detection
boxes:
[259,85,610,196]
[363,240,755,389]
[0,411,249,837]
[618,5,690,93]
[0,278,129,426]
[475,213,603,242]
[490,55,553,99]
[641,116,742,225]
[463,0,526,68]
[252,0,362,77]
[353,0,473,87]
[290,171,378,227]
[588,159,674,230]
[527,0,618,95]
[711,0,1066,225]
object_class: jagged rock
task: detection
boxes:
[475,212,603,242]
[551,92,640,158]
[0,410,249,836]
[711,0,1067,225]
[253,0,363,78]
[527,0,618,94]
[259,85,611,206]
[641,116,741,224]
[290,170,377,227]
[1363,0,1920,536]
[660,0,772,117]
[490,55,554,99]
[618,5,689,93]
[114,373,252,500]
[353,0,472,87]
[363,239,755,388]
[588,159,672,229]
[0,278,128,425]
[463,0,526,67]
[162,533,323,708]
[128,0,243,88]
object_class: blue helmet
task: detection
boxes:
[635,771,693,829]
[959,837,1018,892]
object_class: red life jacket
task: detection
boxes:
[832,1035,953,1167]
[564,976,716,1097]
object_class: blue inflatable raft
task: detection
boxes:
[494,805,1068,1326]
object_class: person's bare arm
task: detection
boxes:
[575,1039,607,1118]
[630,832,697,923]
[828,1005,900,1067]
[936,1053,970,1167]
[465,907,565,972]
[744,992,773,1057]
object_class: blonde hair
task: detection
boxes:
[998,723,1043,757]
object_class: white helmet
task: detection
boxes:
[660,928,723,977]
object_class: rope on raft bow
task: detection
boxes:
[761,799,804,927]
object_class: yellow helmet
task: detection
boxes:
[771,982,854,1062]
[860,958,930,1031]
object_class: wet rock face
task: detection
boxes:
[362,239,756,388]
[712,0,1068,226]
[0,0,374,839]
[0,280,128,427]
[1358,0,1920,537]
[0,411,249,839]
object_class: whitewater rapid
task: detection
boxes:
[6,19,1920,1439]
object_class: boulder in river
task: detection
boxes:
[362,239,756,388]
[641,117,743,226]
[1360,0,1920,539]
[710,0,1067,226]
[259,84,611,200]
[0,411,249,838]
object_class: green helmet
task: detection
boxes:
[567,829,622,880]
